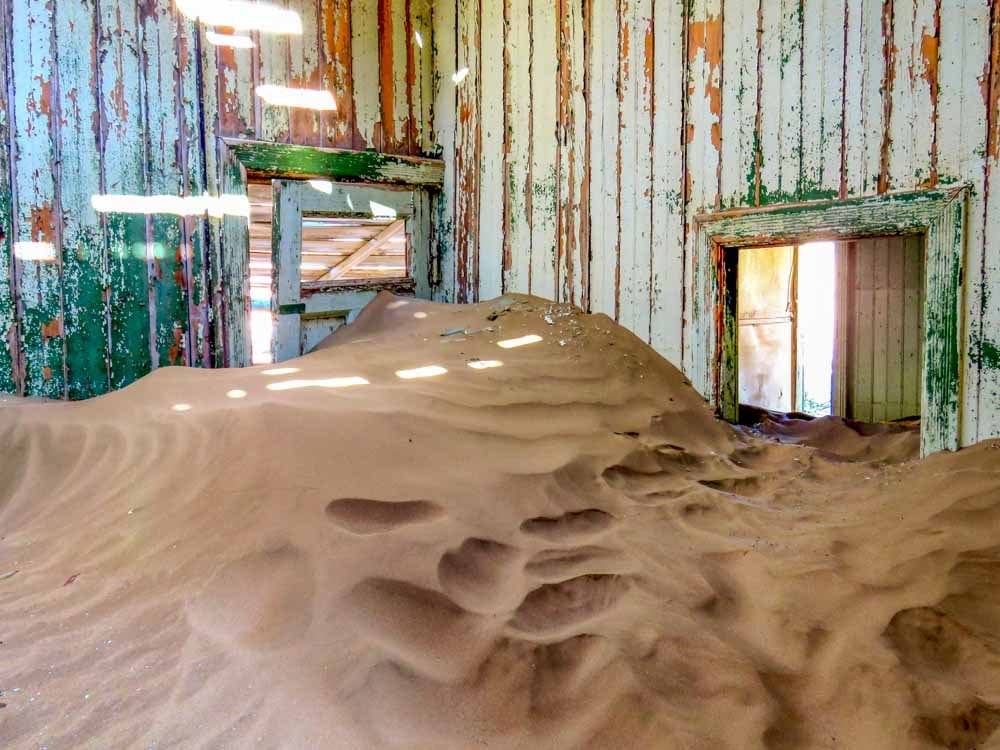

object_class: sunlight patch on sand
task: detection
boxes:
[396,366,447,380]
[266,377,369,391]
[498,334,542,349]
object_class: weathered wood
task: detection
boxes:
[10,0,65,398]
[0,0,18,393]
[454,0,481,301]
[720,0,759,208]
[692,186,967,456]
[478,0,504,300]
[431,0,457,301]
[320,220,405,280]
[320,0,356,149]
[351,0,381,148]
[843,0,887,196]
[529,0,559,301]
[225,139,445,186]
[503,0,532,296]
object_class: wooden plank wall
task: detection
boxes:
[0,0,432,399]
[842,235,925,422]
[436,0,1000,446]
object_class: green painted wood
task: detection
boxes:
[55,0,110,399]
[0,1,18,394]
[693,186,968,456]
[10,0,65,399]
[220,150,251,367]
[225,139,446,187]
[142,0,189,369]
[99,0,152,390]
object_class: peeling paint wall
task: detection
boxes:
[435,0,1000,447]
[0,0,433,399]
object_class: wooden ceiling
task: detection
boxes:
[247,183,408,289]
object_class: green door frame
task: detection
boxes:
[689,185,969,457]
[212,138,445,369]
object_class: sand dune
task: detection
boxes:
[1,293,999,749]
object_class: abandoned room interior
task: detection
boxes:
[1,0,1000,747]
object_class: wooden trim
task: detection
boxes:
[692,186,969,456]
[222,138,445,187]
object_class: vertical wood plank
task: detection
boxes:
[854,239,874,421]
[352,0,382,149]
[258,1,291,142]
[800,0,845,200]
[936,0,990,442]
[529,0,559,301]
[758,0,802,204]
[842,0,886,196]
[10,0,65,398]
[378,0,412,153]
[976,0,1000,439]
[902,233,923,416]
[288,0,323,145]
[454,0,480,301]
[99,0,151,388]
[0,0,18,393]
[886,237,904,416]
[321,0,356,149]
[412,0,435,154]
[871,236,889,421]
[683,0,723,382]
[55,0,109,398]
[587,0,619,317]
[431,0,457,301]
[720,0,759,208]
[617,0,654,336]
[141,1,188,369]
[884,0,938,190]
[478,0,504,300]
[214,18,256,137]
[649,0,686,361]
[503,0,532,295]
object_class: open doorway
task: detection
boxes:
[736,237,924,425]
[247,181,410,364]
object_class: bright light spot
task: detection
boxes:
[171,403,193,412]
[205,30,255,48]
[396,365,447,380]
[226,389,248,399]
[797,242,837,416]
[266,376,369,391]
[91,193,250,218]
[308,179,333,194]
[413,312,428,319]
[369,201,397,219]
[468,360,503,370]
[498,334,542,349]
[452,67,470,84]
[175,0,302,34]
[14,242,56,261]
[386,300,409,309]
[414,30,424,48]
[262,366,300,376]
[257,85,337,111]
[346,194,355,211]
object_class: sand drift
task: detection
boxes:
[1,294,999,748]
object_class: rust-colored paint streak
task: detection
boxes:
[984,0,1000,161]
[688,17,723,154]
[216,43,244,137]
[30,204,56,242]
[168,324,184,365]
[290,8,325,146]
[43,365,52,381]
[41,318,62,339]
[377,0,398,151]
[557,0,570,302]
[921,3,940,187]
[877,0,895,193]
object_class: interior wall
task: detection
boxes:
[841,235,925,422]
[0,0,434,400]
[433,0,1000,447]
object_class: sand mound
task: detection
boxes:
[1,293,999,749]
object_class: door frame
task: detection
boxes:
[690,185,969,457]
[211,138,445,369]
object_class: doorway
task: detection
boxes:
[736,237,925,424]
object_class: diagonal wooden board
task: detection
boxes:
[319,220,405,281]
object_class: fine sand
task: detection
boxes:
[1,293,998,749]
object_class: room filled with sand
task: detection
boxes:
[1,294,998,749]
